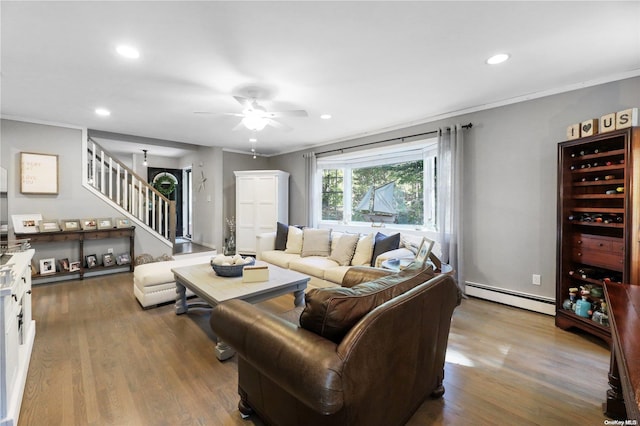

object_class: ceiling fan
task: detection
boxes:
[196,96,308,132]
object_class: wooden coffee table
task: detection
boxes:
[172,261,309,360]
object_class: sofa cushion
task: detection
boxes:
[275,222,289,251]
[300,264,435,343]
[329,233,359,266]
[351,233,374,266]
[371,232,401,266]
[285,226,304,254]
[289,256,340,280]
[259,250,301,269]
[301,228,331,257]
[323,265,352,285]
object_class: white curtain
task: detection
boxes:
[437,125,465,294]
[304,152,317,227]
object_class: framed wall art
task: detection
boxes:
[20,152,59,194]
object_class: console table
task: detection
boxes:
[15,227,135,282]
[603,282,640,421]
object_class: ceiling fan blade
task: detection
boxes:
[193,111,216,115]
[233,96,252,108]
[266,110,309,118]
[266,118,292,131]
[231,121,245,131]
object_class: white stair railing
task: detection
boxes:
[86,139,176,244]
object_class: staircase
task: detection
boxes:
[84,138,176,248]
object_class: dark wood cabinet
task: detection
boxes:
[556,127,640,343]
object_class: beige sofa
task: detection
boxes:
[133,252,216,308]
[256,230,418,287]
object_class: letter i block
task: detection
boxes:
[566,123,580,140]
[600,113,616,133]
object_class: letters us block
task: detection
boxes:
[616,108,638,130]
[600,113,616,133]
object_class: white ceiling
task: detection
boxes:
[2,1,639,156]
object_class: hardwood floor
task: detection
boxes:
[19,274,611,425]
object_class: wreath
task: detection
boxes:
[153,174,176,197]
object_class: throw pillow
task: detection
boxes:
[284,226,304,254]
[370,232,401,266]
[351,233,374,266]
[300,264,435,343]
[330,231,344,254]
[328,233,360,266]
[301,228,331,257]
[275,222,289,251]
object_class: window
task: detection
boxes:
[316,138,438,229]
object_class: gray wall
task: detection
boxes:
[0,120,171,268]
[268,76,640,300]
[222,151,269,241]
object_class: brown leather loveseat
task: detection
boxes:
[209,264,461,426]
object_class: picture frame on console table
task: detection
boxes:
[97,218,113,230]
[81,218,97,231]
[115,217,131,228]
[12,213,43,234]
[39,258,56,275]
[85,254,97,268]
[61,219,81,231]
[20,151,59,195]
[103,253,115,267]
[116,252,131,265]
[69,261,81,272]
[58,258,70,271]
[38,219,60,233]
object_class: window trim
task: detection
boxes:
[316,137,438,229]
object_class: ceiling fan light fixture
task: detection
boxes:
[242,116,268,131]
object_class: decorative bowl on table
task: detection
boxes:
[210,255,255,277]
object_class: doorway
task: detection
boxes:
[148,167,183,238]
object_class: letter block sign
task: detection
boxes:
[567,123,580,140]
[580,119,598,137]
[600,113,616,133]
[616,108,638,130]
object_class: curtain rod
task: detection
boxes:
[314,122,472,157]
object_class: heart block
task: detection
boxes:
[580,119,598,137]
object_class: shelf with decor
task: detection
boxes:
[14,227,135,283]
[557,127,640,344]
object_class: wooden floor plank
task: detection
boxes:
[19,273,610,425]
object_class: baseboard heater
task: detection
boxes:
[465,281,556,316]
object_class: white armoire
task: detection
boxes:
[234,170,289,255]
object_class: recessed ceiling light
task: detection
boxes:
[249,138,257,142]
[486,53,510,65]
[95,108,111,117]
[320,114,332,120]
[116,44,140,59]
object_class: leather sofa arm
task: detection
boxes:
[341,266,395,287]
[210,300,345,415]
[255,232,276,260]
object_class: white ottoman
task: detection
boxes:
[133,252,216,308]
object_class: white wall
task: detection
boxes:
[269,76,640,303]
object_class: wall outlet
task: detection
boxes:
[107,248,113,254]
[532,274,541,285]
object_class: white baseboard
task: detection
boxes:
[465,281,556,316]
